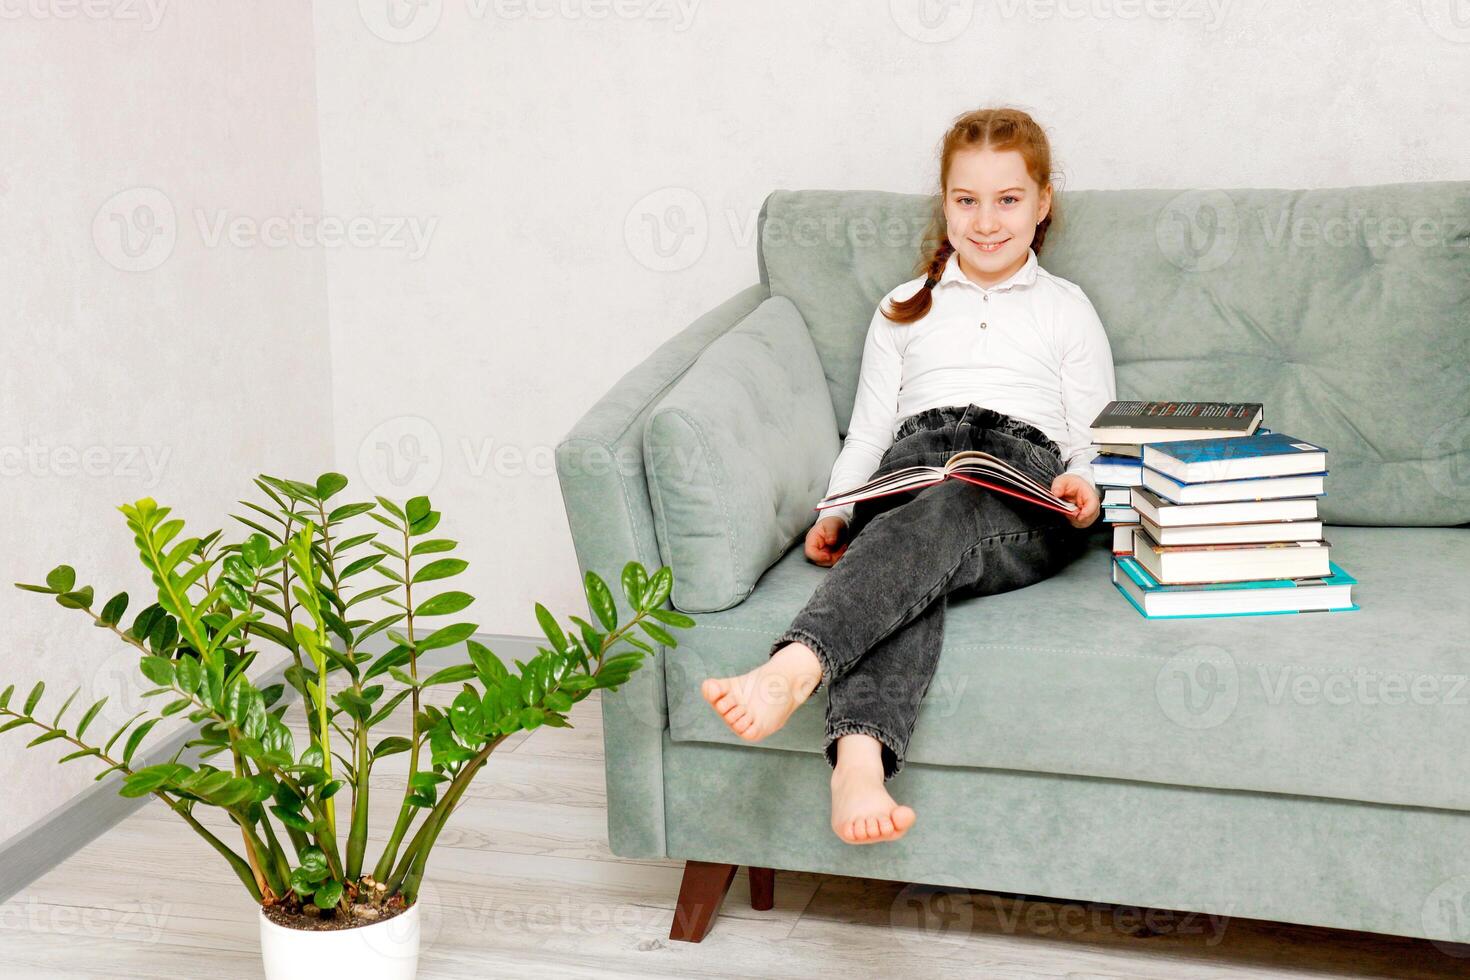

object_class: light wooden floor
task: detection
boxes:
[3,689,1466,978]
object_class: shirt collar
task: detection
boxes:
[937,247,1039,293]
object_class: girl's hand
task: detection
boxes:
[1051,473,1101,529]
[805,516,851,566]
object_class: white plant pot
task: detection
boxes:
[259,903,420,980]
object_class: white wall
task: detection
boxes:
[311,0,1469,636]
[0,3,332,839]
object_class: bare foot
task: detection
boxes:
[700,642,822,742]
[830,734,917,845]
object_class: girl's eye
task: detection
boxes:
[1000,195,1019,205]
[958,196,975,206]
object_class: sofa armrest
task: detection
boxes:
[555,282,769,858]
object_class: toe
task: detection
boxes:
[865,817,880,840]
[892,806,917,833]
[701,678,724,703]
[877,815,895,838]
[713,692,738,714]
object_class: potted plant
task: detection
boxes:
[1,472,693,979]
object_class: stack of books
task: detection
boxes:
[1087,401,1359,619]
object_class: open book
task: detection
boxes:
[815,450,1078,517]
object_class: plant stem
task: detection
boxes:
[371,522,420,883]
[346,693,371,880]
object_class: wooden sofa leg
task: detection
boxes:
[668,860,738,942]
[749,866,774,911]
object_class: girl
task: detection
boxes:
[701,108,1116,845]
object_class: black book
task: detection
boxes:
[1089,400,1263,444]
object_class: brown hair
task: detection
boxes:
[883,108,1056,324]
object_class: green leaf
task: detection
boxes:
[644,567,673,609]
[647,606,696,629]
[46,565,76,593]
[174,656,202,695]
[300,846,327,875]
[139,656,174,687]
[27,729,67,748]
[584,571,617,630]
[638,620,678,648]
[0,685,11,710]
[374,496,406,521]
[241,533,272,567]
[122,718,160,765]
[315,472,349,500]
[313,880,344,910]
[412,559,467,584]
[410,538,456,556]
[74,698,107,738]
[59,746,102,764]
[414,591,474,617]
[273,805,315,833]
[535,603,569,654]
[450,689,484,739]
[51,687,80,727]
[99,592,130,627]
[56,586,95,610]
[409,511,440,536]
[405,496,431,523]
[421,663,479,687]
[519,706,545,730]
[319,779,345,800]
[372,735,412,759]
[346,584,397,609]
[466,640,508,685]
[24,682,44,715]
[341,553,386,579]
[621,561,648,610]
[416,622,477,652]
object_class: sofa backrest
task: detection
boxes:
[756,183,1470,526]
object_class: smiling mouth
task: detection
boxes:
[970,238,1010,253]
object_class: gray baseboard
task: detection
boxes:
[0,631,540,905]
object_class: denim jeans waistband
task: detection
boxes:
[893,404,1061,456]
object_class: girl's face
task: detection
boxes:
[943,147,1052,288]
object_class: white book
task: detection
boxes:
[1132,528,1331,585]
[1131,486,1320,527]
[1139,513,1324,546]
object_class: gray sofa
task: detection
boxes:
[555,184,1470,944]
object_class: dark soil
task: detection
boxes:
[261,895,412,932]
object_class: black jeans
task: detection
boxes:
[769,404,1090,780]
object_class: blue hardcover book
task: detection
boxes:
[1112,556,1359,619]
[1143,432,1327,484]
[1093,454,1143,487]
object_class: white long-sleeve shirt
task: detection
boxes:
[824,248,1117,526]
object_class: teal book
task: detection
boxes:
[1112,556,1359,619]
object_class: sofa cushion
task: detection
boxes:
[757,184,1470,525]
[644,296,840,613]
[664,525,1470,813]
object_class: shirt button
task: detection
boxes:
[983,295,989,302]
[980,322,988,329]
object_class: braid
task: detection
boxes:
[884,237,953,324]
